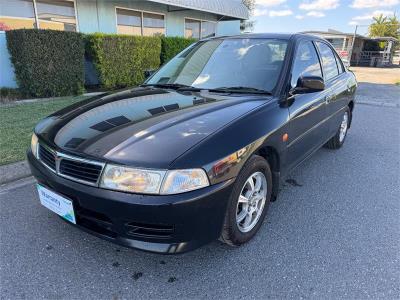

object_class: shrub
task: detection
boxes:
[6,29,85,97]
[0,87,24,103]
[160,36,196,64]
[85,33,161,89]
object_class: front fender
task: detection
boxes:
[171,100,290,185]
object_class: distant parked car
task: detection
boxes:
[28,33,357,254]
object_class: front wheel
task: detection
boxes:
[220,155,272,246]
[324,107,351,149]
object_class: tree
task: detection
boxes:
[388,15,400,38]
[242,0,256,11]
[241,0,256,32]
[369,14,400,39]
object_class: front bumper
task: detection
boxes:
[27,151,234,254]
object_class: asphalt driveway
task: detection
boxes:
[1,84,399,299]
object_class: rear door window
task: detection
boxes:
[334,52,345,73]
[316,42,339,81]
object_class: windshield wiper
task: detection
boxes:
[177,86,272,95]
[143,84,272,95]
[141,83,190,90]
[213,86,272,95]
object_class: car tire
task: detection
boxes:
[324,107,351,150]
[220,155,272,247]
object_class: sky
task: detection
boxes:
[250,0,400,35]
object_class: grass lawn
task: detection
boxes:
[0,96,89,166]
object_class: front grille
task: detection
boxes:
[125,221,174,239]
[37,143,104,185]
[38,145,56,171]
[59,159,103,184]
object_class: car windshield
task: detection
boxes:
[146,38,288,93]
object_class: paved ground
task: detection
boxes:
[356,82,400,108]
[0,161,30,185]
[1,86,399,299]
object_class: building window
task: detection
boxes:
[116,8,142,35]
[0,0,36,30]
[185,19,216,39]
[116,8,165,37]
[185,19,200,39]
[143,12,165,36]
[0,0,77,31]
[201,21,216,38]
[36,0,77,31]
[326,38,345,51]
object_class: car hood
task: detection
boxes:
[35,87,269,169]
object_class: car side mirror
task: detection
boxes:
[293,76,325,94]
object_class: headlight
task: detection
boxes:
[100,165,165,194]
[31,133,39,159]
[99,165,209,195]
[160,169,209,195]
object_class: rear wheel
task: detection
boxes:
[325,107,351,149]
[220,155,272,246]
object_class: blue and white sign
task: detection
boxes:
[37,184,76,224]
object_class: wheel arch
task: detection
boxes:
[255,146,280,173]
[254,145,281,201]
[348,100,354,112]
[348,100,354,128]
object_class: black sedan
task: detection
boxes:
[28,33,357,254]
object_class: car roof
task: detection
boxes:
[205,33,317,41]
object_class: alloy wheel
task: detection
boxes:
[236,172,267,233]
[339,111,349,143]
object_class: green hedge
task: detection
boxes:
[0,88,24,103]
[160,36,196,64]
[85,33,161,89]
[6,30,196,93]
[6,29,85,97]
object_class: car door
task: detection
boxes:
[315,41,349,138]
[286,39,330,170]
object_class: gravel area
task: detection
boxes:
[350,66,400,84]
